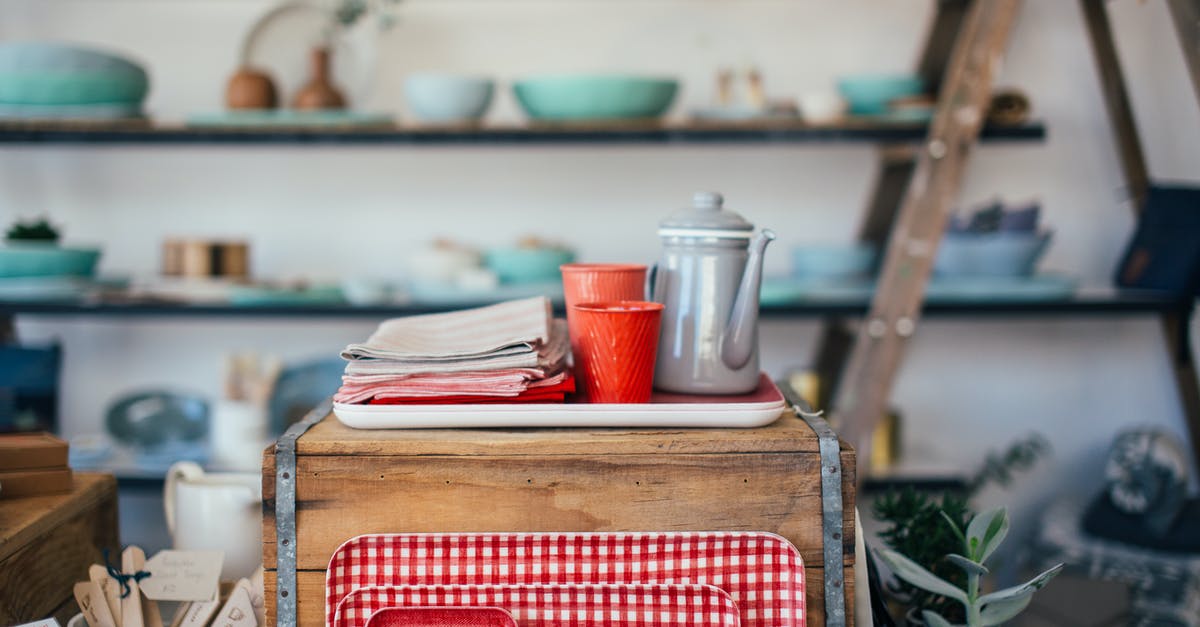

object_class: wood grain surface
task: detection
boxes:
[0,473,119,624]
[263,412,855,625]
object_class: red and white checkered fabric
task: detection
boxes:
[335,583,740,627]
[325,532,804,627]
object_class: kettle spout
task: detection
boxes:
[722,229,775,371]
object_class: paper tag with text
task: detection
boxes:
[139,550,223,602]
[212,585,257,627]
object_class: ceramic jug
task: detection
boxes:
[649,192,774,394]
[164,461,262,580]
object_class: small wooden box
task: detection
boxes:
[263,411,855,626]
[0,473,120,624]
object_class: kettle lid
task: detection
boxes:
[659,192,753,238]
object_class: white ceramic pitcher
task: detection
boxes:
[164,461,262,580]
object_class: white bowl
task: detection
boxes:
[404,74,495,123]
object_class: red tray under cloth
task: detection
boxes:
[326,532,805,627]
[365,606,518,627]
[337,583,740,627]
[332,373,786,429]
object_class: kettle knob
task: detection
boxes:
[693,191,724,210]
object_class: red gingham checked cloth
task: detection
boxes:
[325,532,804,627]
[334,583,740,627]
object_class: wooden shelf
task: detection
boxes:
[0,288,1185,318]
[0,119,1046,145]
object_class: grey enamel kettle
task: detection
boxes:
[648,192,774,394]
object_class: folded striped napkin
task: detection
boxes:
[341,297,551,361]
[334,297,573,405]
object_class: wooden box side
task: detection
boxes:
[263,446,854,626]
[0,473,119,624]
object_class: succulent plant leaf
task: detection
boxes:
[945,553,989,576]
[965,507,1009,563]
[876,549,969,603]
[978,563,1064,605]
[979,593,1035,626]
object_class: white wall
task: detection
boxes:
[2,0,1199,545]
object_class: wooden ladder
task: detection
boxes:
[823,0,1200,478]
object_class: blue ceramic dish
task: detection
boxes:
[105,390,209,448]
[837,74,925,116]
[791,244,877,280]
[513,75,679,121]
[405,74,495,122]
[934,231,1052,278]
[0,244,101,278]
[485,247,576,284]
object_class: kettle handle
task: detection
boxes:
[645,263,658,302]
[163,461,205,536]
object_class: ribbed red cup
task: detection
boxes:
[561,263,647,358]
[570,301,663,403]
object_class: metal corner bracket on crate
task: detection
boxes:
[779,380,847,627]
[274,398,332,626]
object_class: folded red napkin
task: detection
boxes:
[366,373,575,405]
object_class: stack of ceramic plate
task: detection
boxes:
[0,42,149,119]
[326,531,806,627]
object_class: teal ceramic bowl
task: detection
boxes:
[792,244,877,280]
[513,75,679,121]
[836,74,924,116]
[0,43,148,106]
[485,247,576,284]
[0,243,101,278]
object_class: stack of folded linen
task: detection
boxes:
[334,296,573,405]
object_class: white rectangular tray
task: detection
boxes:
[333,373,786,429]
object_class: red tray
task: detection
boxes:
[326,532,804,627]
[337,583,739,627]
[333,373,786,429]
[365,607,517,627]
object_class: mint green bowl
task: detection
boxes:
[513,75,679,121]
[485,247,576,284]
[0,43,148,106]
[0,244,101,278]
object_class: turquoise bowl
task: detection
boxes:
[513,75,679,121]
[836,74,924,116]
[792,244,877,280]
[0,244,101,278]
[485,248,576,284]
[0,43,148,106]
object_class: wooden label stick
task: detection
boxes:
[121,547,144,627]
[75,581,118,627]
[89,563,123,627]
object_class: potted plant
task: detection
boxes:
[1,217,100,278]
[872,435,1049,623]
[876,507,1063,626]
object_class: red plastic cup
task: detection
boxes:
[570,301,663,403]
[560,263,647,355]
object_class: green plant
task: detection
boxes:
[5,218,59,242]
[333,0,402,28]
[874,489,973,621]
[877,508,1063,626]
[872,434,1049,622]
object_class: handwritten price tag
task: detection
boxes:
[139,550,223,602]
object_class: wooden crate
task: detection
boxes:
[263,411,855,626]
[0,472,120,624]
